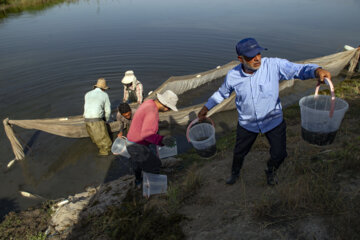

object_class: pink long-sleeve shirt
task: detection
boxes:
[127,99,164,146]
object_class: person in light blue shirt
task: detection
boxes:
[84,78,112,156]
[198,38,331,185]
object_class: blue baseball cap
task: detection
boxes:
[236,38,267,58]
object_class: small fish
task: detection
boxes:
[19,191,44,199]
[56,199,69,208]
[7,159,16,168]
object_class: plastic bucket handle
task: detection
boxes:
[186,117,215,142]
[118,136,128,145]
[314,77,335,118]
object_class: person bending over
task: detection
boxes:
[126,90,178,185]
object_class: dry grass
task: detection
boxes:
[167,163,203,213]
[81,164,203,240]
[69,163,203,239]
[68,190,186,240]
[182,164,203,195]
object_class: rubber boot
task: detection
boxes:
[226,173,239,185]
[265,168,278,186]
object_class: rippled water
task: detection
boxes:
[0,0,359,215]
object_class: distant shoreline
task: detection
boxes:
[0,0,75,18]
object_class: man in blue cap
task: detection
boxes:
[197,37,331,185]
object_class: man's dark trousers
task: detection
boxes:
[127,143,162,181]
[231,120,287,175]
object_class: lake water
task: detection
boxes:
[0,0,359,217]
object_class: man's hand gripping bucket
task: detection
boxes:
[186,117,217,158]
[299,78,348,145]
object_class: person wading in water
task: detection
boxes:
[83,78,112,156]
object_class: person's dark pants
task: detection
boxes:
[126,143,162,181]
[231,120,287,175]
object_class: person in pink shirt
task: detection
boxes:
[126,90,179,185]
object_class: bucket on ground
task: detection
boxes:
[186,117,216,158]
[299,78,348,146]
[157,138,178,159]
[111,136,131,158]
[142,171,167,198]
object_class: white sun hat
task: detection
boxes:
[157,90,179,112]
[121,70,137,84]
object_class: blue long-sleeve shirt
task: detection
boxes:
[205,57,319,133]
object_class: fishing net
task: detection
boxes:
[3,48,359,161]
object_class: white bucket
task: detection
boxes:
[111,137,131,158]
[299,78,348,145]
[142,172,167,198]
[186,118,216,158]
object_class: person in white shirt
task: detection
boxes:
[122,70,144,104]
[83,78,112,156]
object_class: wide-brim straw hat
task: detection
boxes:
[121,70,137,84]
[94,78,109,90]
[157,90,178,112]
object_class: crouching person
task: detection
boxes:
[116,103,133,138]
[126,90,178,186]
